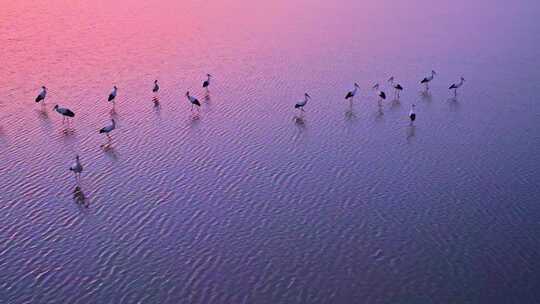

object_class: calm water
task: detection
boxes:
[1,0,540,303]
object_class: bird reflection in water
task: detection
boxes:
[390,98,401,110]
[152,96,160,108]
[187,113,201,130]
[345,100,357,121]
[102,145,119,162]
[419,90,432,102]
[375,104,384,121]
[73,186,89,208]
[36,106,48,118]
[447,96,459,104]
[448,97,460,112]
[101,138,113,149]
[61,127,76,136]
[406,125,416,142]
[293,115,306,129]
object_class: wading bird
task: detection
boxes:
[69,155,83,180]
[54,104,75,124]
[186,91,201,111]
[153,80,159,93]
[409,104,416,123]
[388,77,403,99]
[420,70,436,91]
[372,83,386,102]
[345,83,360,100]
[35,86,47,105]
[295,93,311,111]
[202,74,212,89]
[108,86,118,103]
[99,119,116,141]
[449,77,465,96]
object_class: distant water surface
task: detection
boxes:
[1,0,540,303]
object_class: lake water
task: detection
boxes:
[1,0,540,303]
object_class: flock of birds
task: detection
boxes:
[32,71,465,185]
[294,70,464,122]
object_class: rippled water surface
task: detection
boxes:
[1,0,540,303]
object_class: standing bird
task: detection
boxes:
[54,105,75,124]
[99,119,116,141]
[202,74,212,89]
[345,83,360,100]
[388,77,403,99]
[186,91,201,111]
[420,70,436,91]
[69,155,83,180]
[295,93,311,111]
[449,77,465,96]
[409,104,416,123]
[372,83,386,102]
[35,86,47,104]
[108,86,118,103]
[153,80,159,93]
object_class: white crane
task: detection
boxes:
[108,86,118,103]
[202,74,212,89]
[372,83,386,102]
[449,77,465,96]
[388,77,403,99]
[409,104,416,123]
[345,83,360,100]
[295,93,311,111]
[69,155,83,180]
[153,80,159,93]
[35,86,47,104]
[420,70,436,91]
[54,105,75,124]
[186,91,201,111]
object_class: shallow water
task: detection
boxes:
[1,0,540,303]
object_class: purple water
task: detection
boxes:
[1,0,540,303]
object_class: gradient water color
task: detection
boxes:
[1,0,540,303]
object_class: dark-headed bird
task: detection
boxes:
[69,155,83,180]
[372,83,386,101]
[202,74,212,89]
[153,80,159,93]
[108,86,118,102]
[295,93,311,111]
[35,86,47,104]
[420,70,436,90]
[54,105,75,124]
[388,76,404,99]
[345,83,360,100]
[186,91,201,111]
[449,77,465,96]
